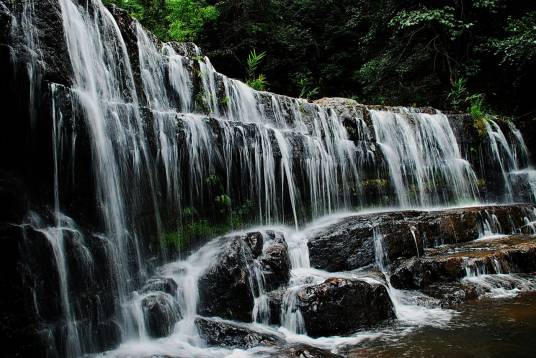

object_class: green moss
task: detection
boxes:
[362,178,389,188]
[195,92,209,114]
[220,95,230,107]
[162,200,255,251]
[473,115,488,138]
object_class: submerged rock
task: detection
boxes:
[196,317,341,357]
[195,317,283,349]
[141,293,181,338]
[421,282,479,307]
[294,277,394,337]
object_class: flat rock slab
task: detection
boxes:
[390,234,536,289]
[195,317,342,357]
[195,317,283,349]
[308,204,535,272]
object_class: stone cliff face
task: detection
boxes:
[1,1,535,357]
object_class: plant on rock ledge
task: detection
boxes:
[246,49,268,91]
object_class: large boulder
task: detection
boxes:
[197,231,290,322]
[197,235,256,322]
[307,211,424,271]
[292,277,394,337]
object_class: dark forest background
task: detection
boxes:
[105,0,536,120]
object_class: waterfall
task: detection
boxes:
[484,118,536,202]
[6,0,536,356]
[371,109,478,207]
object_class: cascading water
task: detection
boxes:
[5,0,536,356]
[55,0,158,344]
[371,109,478,207]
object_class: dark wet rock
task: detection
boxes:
[390,235,536,289]
[197,236,255,322]
[244,232,264,258]
[141,277,178,296]
[195,317,283,349]
[265,288,286,326]
[141,292,181,338]
[94,320,122,351]
[197,231,291,321]
[259,232,291,291]
[421,282,479,307]
[294,277,394,337]
[307,211,423,271]
[308,205,536,272]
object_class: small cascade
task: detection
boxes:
[410,226,420,258]
[246,234,271,324]
[11,0,42,127]
[24,214,82,357]
[371,110,478,207]
[485,119,518,200]
[280,286,307,334]
[462,256,536,299]
[373,229,454,327]
[476,211,506,240]
[484,118,536,202]
[159,239,223,340]
[460,242,536,298]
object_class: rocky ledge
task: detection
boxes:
[391,235,536,289]
[123,204,536,354]
[308,204,535,272]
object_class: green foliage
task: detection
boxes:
[162,219,213,250]
[108,0,536,121]
[166,0,218,41]
[447,78,469,111]
[468,94,486,120]
[220,95,230,107]
[246,49,268,91]
[247,74,268,91]
[390,7,472,39]
[295,72,319,100]
[104,0,145,18]
[246,49,266,79]
[162,199,255,251]
[104,0,218,42]
[488,12,536,66]
[362,179,388,188]
[215,194,231,213]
